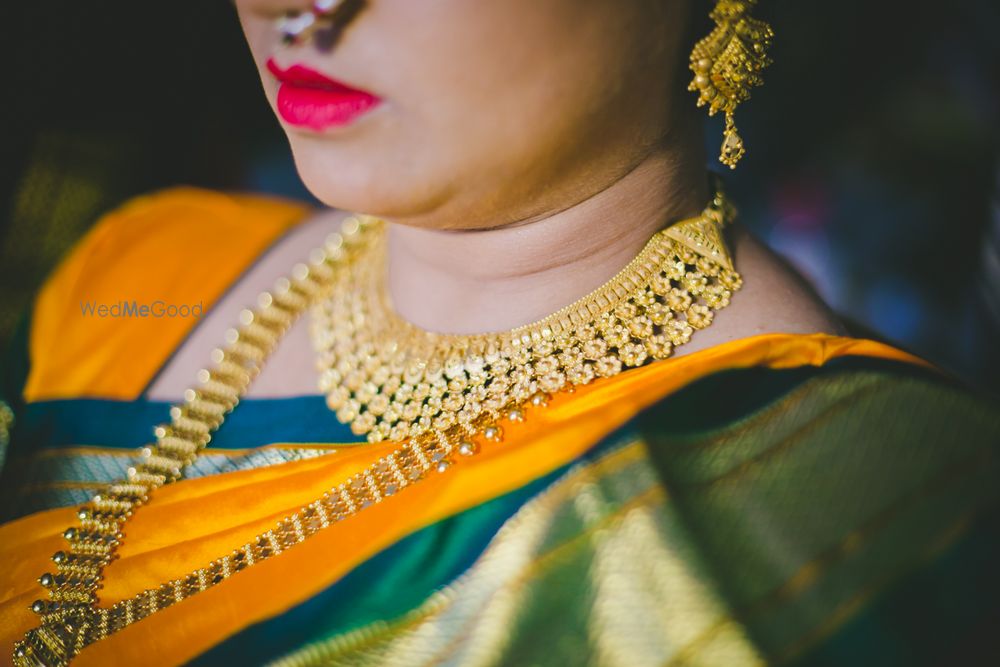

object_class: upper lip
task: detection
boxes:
[266,57,370,94]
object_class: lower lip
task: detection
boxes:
[275,83,381,131]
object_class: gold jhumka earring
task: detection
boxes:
[688,0,774,169]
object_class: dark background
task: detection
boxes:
[1,1,998,390]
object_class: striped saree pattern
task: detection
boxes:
[189,358,1000,667]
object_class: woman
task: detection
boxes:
[1,0,998,665]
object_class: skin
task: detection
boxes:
[147,0,842,400]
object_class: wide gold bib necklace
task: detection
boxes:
[15,184,739,666]
[312,189,741,454]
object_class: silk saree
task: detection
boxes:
[0,188,998,666]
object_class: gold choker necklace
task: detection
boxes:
[15,184,739,666]
[312,187,741,450]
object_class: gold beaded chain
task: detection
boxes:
[14,186,740,666]
[13,217,375,667]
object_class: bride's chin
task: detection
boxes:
[289,148,429,218]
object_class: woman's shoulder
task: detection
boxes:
[676,224,847,358]
[23,186,311,402]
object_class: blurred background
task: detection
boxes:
[1,1,998,391]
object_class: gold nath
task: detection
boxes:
[15,185,740,666]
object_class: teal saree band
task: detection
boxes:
[0,396,365,518]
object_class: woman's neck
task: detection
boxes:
[384,148,709,335]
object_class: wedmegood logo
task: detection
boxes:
[79,300,204,319]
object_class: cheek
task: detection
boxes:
[390,7,660,202]
[236,11,272,68]
[236,12,280,106]
[367,11,604,175]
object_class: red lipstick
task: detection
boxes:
[266,58,381,131]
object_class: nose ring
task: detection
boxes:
[277,0,346,44]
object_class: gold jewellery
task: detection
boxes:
[312,191,741,449]
[15,185,740,666]
[278,0,351,44]
[688,0,775,169]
